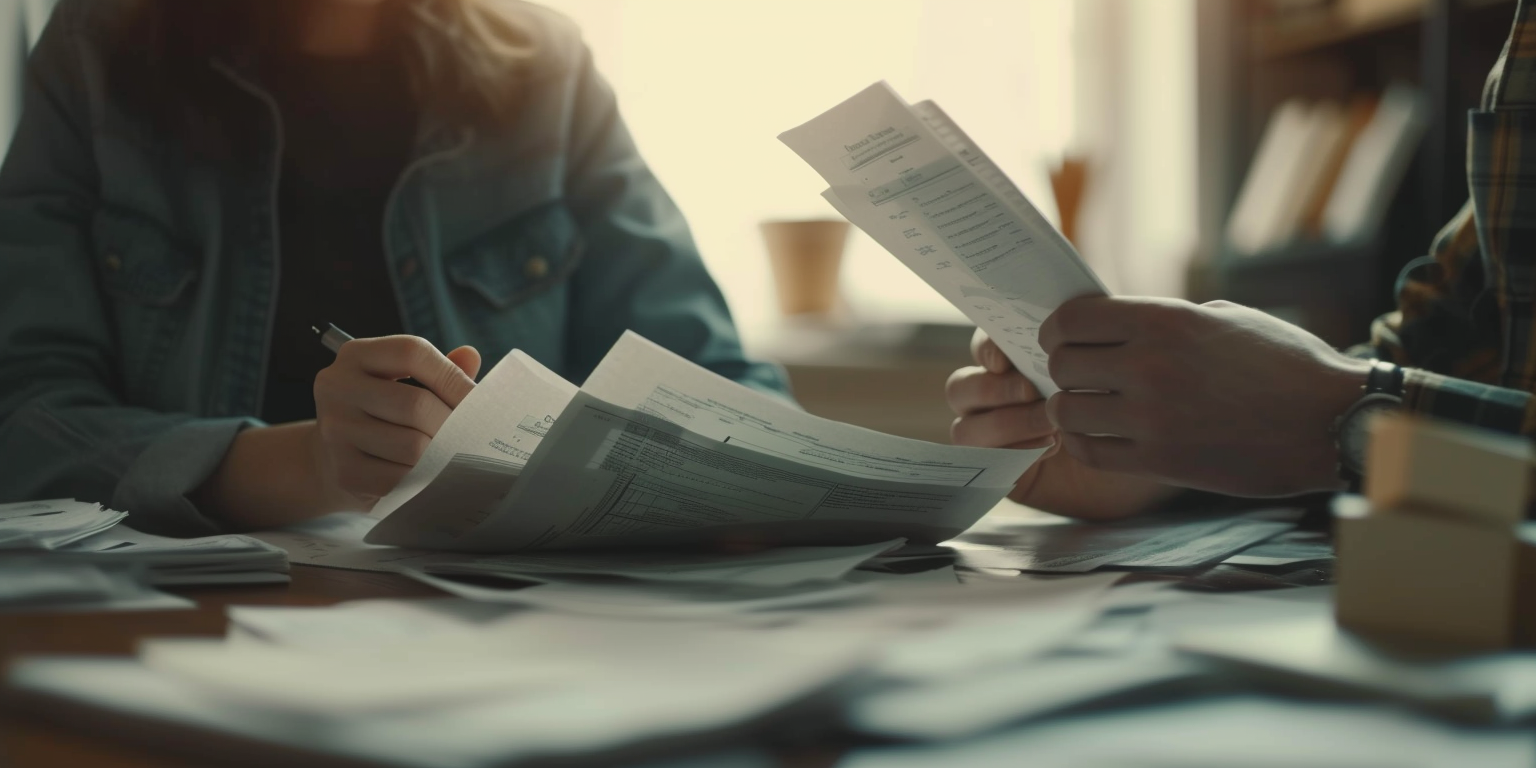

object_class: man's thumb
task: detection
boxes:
[445,346,482,382]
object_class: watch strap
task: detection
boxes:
[1364,359,1406,399]
[1335,360,1405,490]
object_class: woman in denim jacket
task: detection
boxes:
[0,0,786,534]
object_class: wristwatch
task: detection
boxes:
[1331,359,1405,489]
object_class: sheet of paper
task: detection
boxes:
[252,513,482,573]
[952,513,1294,572]
[366,350,578,548]
[781,82,1107,394]
[843,696,1536,767]
[228,599,522,648]
[408,570,874,619]
[258,513,899,589]
[0,562,194,614]
[1177,615,1536,723]
[0,499,125,550]
[1223,530,1334,566]
[10,623,867,768]
[140,637,589,715]
[582,333,1039,489]
[850,650,1200,741]
[462,391,1021,553]
[429,538,904,588]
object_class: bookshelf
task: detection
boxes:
[1195,0,1513,348]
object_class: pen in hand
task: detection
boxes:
[312,323,428,389]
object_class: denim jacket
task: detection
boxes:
[0,1,786,536]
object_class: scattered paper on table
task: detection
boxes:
[952,514,1294,572]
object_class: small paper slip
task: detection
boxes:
[1222,530,1334,566]
[779,82,1109,395]
[951,512,1296,573]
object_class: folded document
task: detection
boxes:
[366,332,1044,553]
[779,82,1109,396]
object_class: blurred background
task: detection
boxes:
[0,0,1514,442]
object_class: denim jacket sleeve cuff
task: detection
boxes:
[111,416,261,537]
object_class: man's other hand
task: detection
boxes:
[1040,297,1370,496]
[947,329,1176,519]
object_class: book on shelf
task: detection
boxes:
[1225,82,1426,258]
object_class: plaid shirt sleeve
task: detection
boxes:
[1361,0,1536,436]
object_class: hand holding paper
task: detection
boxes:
[778,82,1108,396]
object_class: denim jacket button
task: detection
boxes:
[104,253,123,271]
[398,258,419,279]
[525,256,549,280]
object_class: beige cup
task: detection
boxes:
[760,219,850,316]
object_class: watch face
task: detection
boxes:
[1341,399,1401,472]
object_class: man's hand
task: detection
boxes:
[1040,296,1371,496]
[947,329,1176,520]
[310,336,481,509]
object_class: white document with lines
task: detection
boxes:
[366,332,1043,552]
[779,82,1109,396]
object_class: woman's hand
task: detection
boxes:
[946,329,1175,520]
[310,336,481,510]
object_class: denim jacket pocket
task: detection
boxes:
[445,202,584,310]
[91,208,200,404]
[92,208,199,307]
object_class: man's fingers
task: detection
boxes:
[969,329,1013,374]
[340,336,477,408]
[946,367,1041,415]
[1047,345,1132,393]
[346,376,454,436]
[446,345,483,381]
[1058,432,1142,473]
[1046,391,1145,439]
[950,401,1053,449]
[1039,296,1137,354]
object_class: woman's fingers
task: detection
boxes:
[328,413,433,467]
[337,335,477,408]
[445,345,483,381]
[330,446,414,501]
[323,373,454,437]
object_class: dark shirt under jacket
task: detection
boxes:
[259,45,417,425]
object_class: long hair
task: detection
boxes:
[110,0,537,144]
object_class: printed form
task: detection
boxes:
[463,334,1041,552]
[365,351,577,549]
[780,82,1108,395]
[365,332,1043,553]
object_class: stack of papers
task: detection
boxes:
[0,499,124,549]
[56,527,290,586]
[0,498,290,613]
